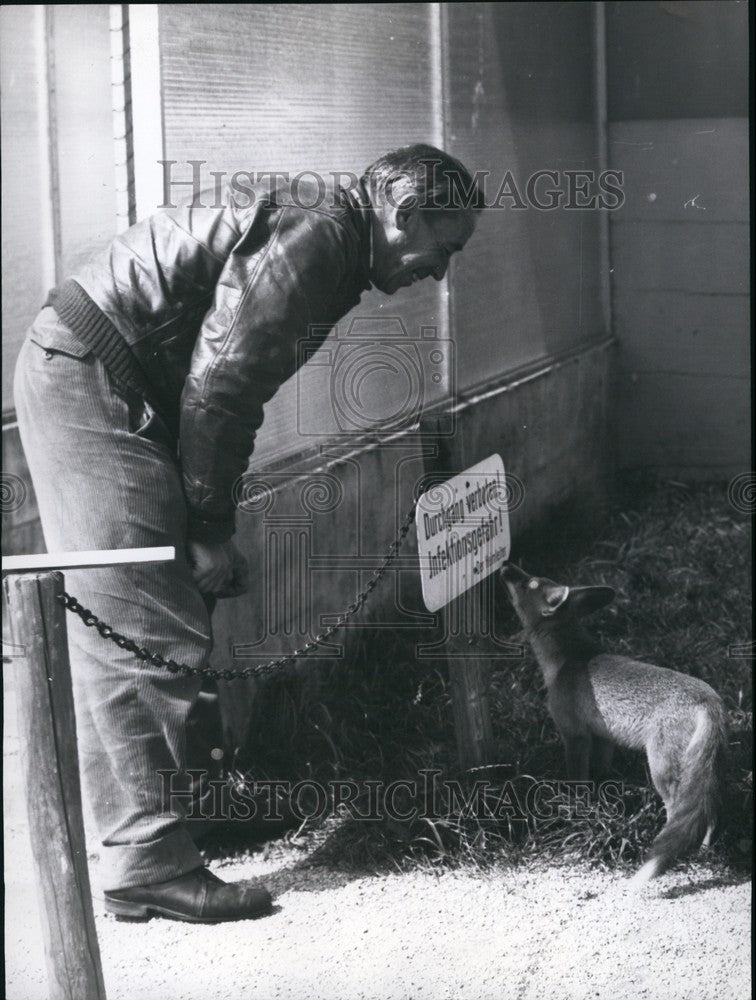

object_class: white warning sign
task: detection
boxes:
[416,454,511,612]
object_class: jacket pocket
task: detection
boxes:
[142,329,197,406]
[124,392,177,456]
[28,308,92,359]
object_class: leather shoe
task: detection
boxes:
[104,866,272,923]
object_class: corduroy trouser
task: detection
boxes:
[14,307,213,890]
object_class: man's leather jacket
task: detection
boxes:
[58,175,372,543]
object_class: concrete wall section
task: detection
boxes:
[605,0,748,121]
[609,117,750,476]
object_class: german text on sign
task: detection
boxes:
[416,454,511,612]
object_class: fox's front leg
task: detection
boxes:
[591,736,615,781]
[562,735,591,780]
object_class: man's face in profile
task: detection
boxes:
[371,205,477,296]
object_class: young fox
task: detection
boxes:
[500,563,728,885]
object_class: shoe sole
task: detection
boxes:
[104,896,273,923]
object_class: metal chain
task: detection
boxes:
[56,506,416,682]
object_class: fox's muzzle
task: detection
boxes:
[500,562,529,584]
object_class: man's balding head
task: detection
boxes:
[363,143,482,295]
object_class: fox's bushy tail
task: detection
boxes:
[633,702,728,884]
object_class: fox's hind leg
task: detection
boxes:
[645,740,678,821]
[629,739,679,888]
[563,735,591,781]
[630,854,665,888]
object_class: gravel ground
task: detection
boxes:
[6,844,751,1000]
[4,675,751,1000]
[4,844,751,1000]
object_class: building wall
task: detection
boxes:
[2,4,117,559]
[1,7,52,414]
[155,2,607,466]
[1,4,117,411]
[150,2,610,741]
[157,2,447,469]
[2,5,611,736]
[605,0,750,477]
[213,338,613,748]
[444,2,605,386]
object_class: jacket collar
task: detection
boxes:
[342,178,374,291]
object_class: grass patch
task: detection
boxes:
[211,478,752,878]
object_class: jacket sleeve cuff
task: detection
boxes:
[186,510,236,544]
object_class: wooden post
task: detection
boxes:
[4,571,107,1000]
[444,583,496,771]
[421,428,496,771]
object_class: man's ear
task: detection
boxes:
[567,585,615,617]
[384,176,419,232]
[394,196,419,233]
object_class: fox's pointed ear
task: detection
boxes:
[567,585,615,617]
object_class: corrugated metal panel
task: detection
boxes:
[157,2,444,468]
[50,5,118,275]
[444,2,604,391]
[159,3,436,175]
[1,7,49,411]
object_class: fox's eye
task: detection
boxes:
[528,578,539,590]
